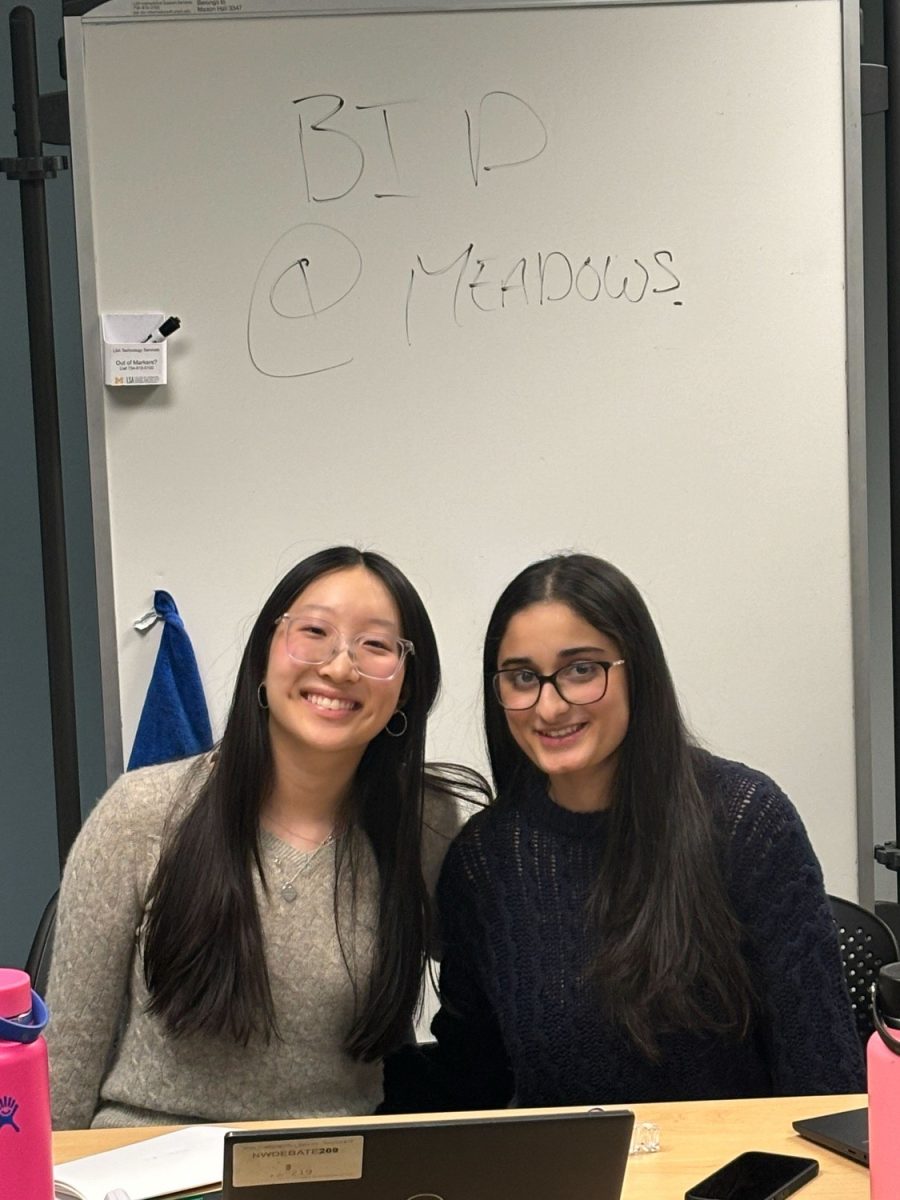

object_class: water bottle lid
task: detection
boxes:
[878,962,900,1019]
[0,968,32,1020]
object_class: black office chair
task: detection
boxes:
[874,900,900,949]
[24,890,59,999]
[828,894,899,1046]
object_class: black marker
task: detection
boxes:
[143,315,181,343]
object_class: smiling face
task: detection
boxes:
[263,565,406,772]
[496,601,630,812]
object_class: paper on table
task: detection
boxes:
[54,1125,230,1200]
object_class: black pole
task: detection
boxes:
[6,6,81,870]
[885,0,900,900]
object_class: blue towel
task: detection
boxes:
[127,590,213,770]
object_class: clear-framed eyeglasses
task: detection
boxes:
[276,614,414,680]
[492,659,625,711]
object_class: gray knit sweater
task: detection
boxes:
[46,756,468,1130]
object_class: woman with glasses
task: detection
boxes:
[382,552,863,1111]
[47,546,484,1129]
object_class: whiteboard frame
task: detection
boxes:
[64,0,873,897]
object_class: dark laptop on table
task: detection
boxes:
[792,1106,869,1166]
[221,1109,634,1199]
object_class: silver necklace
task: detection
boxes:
[271,832,335,902]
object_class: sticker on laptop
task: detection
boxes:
[232,1135,364,1186]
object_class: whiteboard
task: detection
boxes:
[65,0,867,895]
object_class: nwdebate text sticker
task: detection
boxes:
[232,1135,364,1187]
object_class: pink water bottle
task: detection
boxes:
[868,962,900,1200]
[0,967,53,1200]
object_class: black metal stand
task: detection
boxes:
[885,0,900,899]
[1,5,81,871]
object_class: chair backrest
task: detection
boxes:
[828,894,899,1045]
[875,900,900,948]
[25,890,59,999]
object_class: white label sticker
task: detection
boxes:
[130,0,246,12]
[232,1135,364,1187]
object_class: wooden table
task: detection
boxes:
[54,1093,869,1198]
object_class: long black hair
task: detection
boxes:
[143,546,448,1060]
[483,553,755,1056]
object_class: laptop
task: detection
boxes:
[221,1109,634,1199]
[792,1106,869,1166]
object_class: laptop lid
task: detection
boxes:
[222,1109,634,1200]
[792,1106,869,1166]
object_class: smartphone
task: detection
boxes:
[685,1151,818,1200]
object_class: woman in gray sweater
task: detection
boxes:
[47,546,480,1129]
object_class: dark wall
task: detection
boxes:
[0,0,107,972]
[860,0,900,902]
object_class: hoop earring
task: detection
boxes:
[385,709,408,738]
[257,683,269,710]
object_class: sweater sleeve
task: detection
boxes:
[725,775,865,1095]
[381,836,514,1113]
[46,771,163,1129]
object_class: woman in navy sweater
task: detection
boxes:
[383,553,864,1109]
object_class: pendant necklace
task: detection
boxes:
[271,830,336,903]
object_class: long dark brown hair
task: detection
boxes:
[483,553,755,1056]
[143,546,467,1061]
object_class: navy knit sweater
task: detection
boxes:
[383,756,864,1110]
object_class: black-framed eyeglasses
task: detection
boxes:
[492,659,625,711]
[276,614,414,680]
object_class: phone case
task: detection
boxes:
[684,1151,819,1200]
